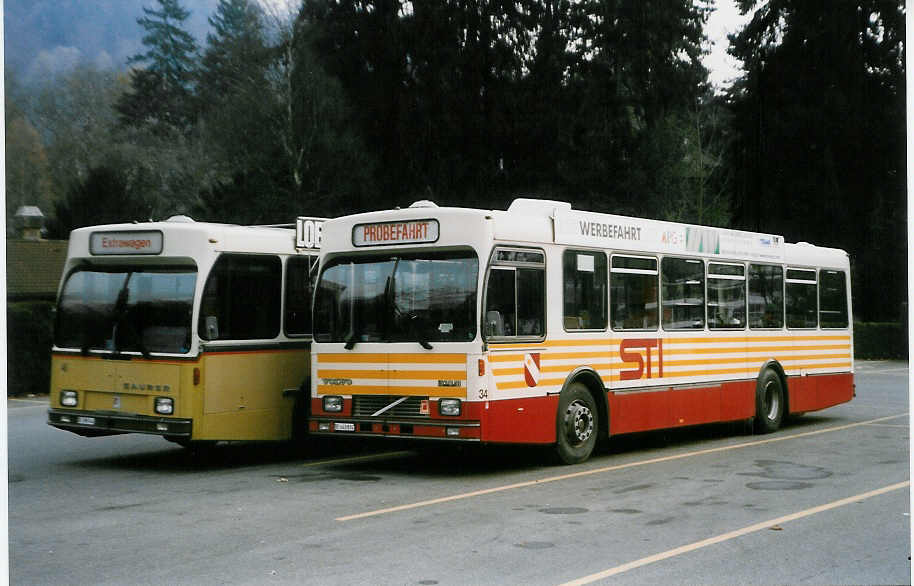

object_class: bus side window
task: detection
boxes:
[610,255,659,331]
[661,257,705,330]
[748,264,783,328]
[484,249,545,339]
[485,268,515,336]
[285,255,313,336]
[199,254,282,340]
[563,250,607,330]
[819,269,848,328]
[707,263,746,329]
[785,268,818,329]
[516,267,544,335]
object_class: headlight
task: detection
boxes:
[154,397,174,415]
[439,398,462,416]
[322,395,343,413]
[60,390,78,407]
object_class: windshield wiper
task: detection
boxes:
[344,332,358,350]
[408,314,433,350]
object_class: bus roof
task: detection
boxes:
[322,198,848,269]
[67,216,315,258]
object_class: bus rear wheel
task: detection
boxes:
[754,369,785,433]
[554,383,598,464]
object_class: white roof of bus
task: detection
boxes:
[67,217,303,257]
[324,198,848,269]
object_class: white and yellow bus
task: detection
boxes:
[47,216,325,446]
[308,199,853,463]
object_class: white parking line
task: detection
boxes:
[558,480,910,585]
[7,398,48,406]
[336,413,907,522]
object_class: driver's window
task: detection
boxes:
[484,248,545,339]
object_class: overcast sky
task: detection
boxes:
[702,0,751,89]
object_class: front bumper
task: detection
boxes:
[308,417,480,441]
[47,409,192,438]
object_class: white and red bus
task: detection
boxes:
[308,199,853,463]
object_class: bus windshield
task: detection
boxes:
[314,250,478,345]
[55,266,197,354]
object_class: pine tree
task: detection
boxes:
[198,0,268,111]
[116,0,198,134]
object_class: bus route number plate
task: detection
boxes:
[334,422,356,432]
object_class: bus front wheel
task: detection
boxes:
[554,383,598,464]
[754,369,785,433]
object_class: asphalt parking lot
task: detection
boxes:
[8,361,910,584]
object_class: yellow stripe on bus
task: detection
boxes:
[318,353,466,364]
[662,335,851,344]
[655,353,851,368]
[663,344,850,356]
[317,369,467,380]
[490,339,611,349]
[495,378,568,390]
[493,360,853,389]
[488,335,851,351]
[489,354,525,363]
[317,385,466,398]
[489,351,613,363]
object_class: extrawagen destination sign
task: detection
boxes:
[90,231,163,255]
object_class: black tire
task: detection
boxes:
[290,382,310,448]
[165,438,218,453]
[554,383,598,464]
[754,369,785,433]
[164,436,192,448]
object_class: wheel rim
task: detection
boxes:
[764,380,780,421]
[564,400,594,445]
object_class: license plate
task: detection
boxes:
[77,416,96,425]
[333,422,356,432]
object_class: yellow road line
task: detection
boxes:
[335,413,906,522]
[559,480,910,585]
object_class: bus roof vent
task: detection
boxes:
[409,200,438,208]
[507,198,572,215]
[166,215,195,223]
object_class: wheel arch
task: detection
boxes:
[560,367,609,439]
[757,360,790,415]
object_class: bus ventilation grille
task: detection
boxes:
[352,395,430,418]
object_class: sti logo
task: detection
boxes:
[619,339,663,381]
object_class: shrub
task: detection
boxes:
[7,301,54,396]
[854,322,907,360]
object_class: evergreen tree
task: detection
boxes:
[197,0,269,111]
[116,0,198,134]
[46,166,157,238]
[727,0,905,321]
